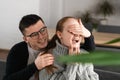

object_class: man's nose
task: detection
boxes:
[38,32,44,38]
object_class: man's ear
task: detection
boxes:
[23,36,28,43]
[56,31,62,39]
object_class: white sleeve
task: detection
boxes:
[76,63,99,80]
[50,63,78,80]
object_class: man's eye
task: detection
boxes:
[30,32,38,37]
[40,28,45,33]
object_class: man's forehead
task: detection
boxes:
[24,21,45,34]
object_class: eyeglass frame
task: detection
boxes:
[26,26,47,39]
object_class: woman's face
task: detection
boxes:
[57,18,83,48]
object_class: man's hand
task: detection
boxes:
[35,53,54,70]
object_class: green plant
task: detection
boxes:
[80,11,100,31]
[58,50,120,66]
[96,0,114,19]
[81,11,92,23]
[105,38,120,44]
[58,38,120,66]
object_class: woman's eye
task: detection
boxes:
[67,30,74,35]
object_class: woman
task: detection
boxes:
[39,16,99,80]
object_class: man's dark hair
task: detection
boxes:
[19,14,44,35]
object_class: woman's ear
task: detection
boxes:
[56,31,62,39]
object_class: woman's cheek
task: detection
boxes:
[64,39,71,47]
[65,40,71,46]
[68,37,73,47]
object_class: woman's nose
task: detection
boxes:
[74,34,79,37]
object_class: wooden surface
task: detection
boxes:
[93,32,120,48]
[0,49,9,62]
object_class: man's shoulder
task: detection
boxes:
[14,41,27,46]
[11,41,27,50]
[7,41,29,63]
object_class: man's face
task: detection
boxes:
[23,20,49,50]
[57,18,82,48]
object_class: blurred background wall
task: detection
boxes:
[0,0,120,49]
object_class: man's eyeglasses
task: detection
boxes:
[26,26,47,39]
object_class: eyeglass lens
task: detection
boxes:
[28,27,47,39]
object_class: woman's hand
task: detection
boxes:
[78,19,91,38]
[68,34,80,55]
[67,19,91,38]
[69,43,80,55]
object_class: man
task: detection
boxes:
[3,14,95,80]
